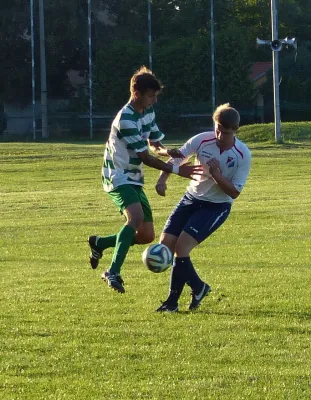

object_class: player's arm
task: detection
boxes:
[137,150,201,179]
[208,158,249,199]
[155,138,196,196]
[210,171,241,199]
[155,156,188,196]
[155,170,170,197]
[147,113,184,158]
[148,140,185,159]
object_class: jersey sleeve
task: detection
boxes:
[167,134,201,166]
[148,115,165,142]
[232,148,252,192]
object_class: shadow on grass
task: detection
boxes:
[250,142,311,150]
[192,308,311,321]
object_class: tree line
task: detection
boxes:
[1,0,310,123]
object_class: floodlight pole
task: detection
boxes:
[147,0,152,70]
[87,0,94,139]
[271,0,281,143]
[210,0,216,113]
[257,24,296,141]
[30,0,36,140]
[39,0,48,138]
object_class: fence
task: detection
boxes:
[1,105,268,142]
[1,1,311,141]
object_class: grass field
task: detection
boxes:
[1,137,311,399]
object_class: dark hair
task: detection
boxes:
[213,103,240,130]
[130,66,163,95]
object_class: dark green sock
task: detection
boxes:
[96,235,116,250]
[96,234,136,250]
[109,225,136,274]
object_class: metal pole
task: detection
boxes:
[210,0,216,113]
[39,0,48,138]
[30,0,36,140]
[88,0,93,139]
[147,0,152,70]
[271,0,281,142]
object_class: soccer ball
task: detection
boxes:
[142,243,173,273]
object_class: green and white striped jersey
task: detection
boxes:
[102,103,164,192]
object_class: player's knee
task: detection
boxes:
[160,234,177,255]
[136,232,155,244]
[127,215,144,230]
[174,242,190,257]
[140,231,155,244]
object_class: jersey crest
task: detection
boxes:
[226,156,235,168]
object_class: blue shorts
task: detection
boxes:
[163,192,231,243]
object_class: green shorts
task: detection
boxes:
[108,184,153,223]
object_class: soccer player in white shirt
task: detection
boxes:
[155,103,252,312]
[88,66,202,293]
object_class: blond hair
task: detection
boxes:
[213,103,240,130]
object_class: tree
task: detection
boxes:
[1,0,311,123]
[0,0,103,104]
[215,23,255,107]
[0,1,32,104]
[261,41,311,122]
[93,40,148,110]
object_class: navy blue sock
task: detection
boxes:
[185,258,204,292]
[165,257,189,305]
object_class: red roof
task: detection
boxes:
[250,62,272,81]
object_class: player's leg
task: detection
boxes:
[102,201,143,293]
[89,186,154,274]
[157,198,231,311]
[159,233,200,310]
[134,187,155,244]
[156,193,197,312]
[160,232,178,254]
[89,218,148,269]
[88,234,117,270]
[88,184,138,270]
[135,222,155,244]
[181,202,231,309]
[95,185,143,293]
[173,231,211,310]
[103,185,158,292]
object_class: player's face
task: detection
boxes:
[136,89,159,110]
[214,122,236,150]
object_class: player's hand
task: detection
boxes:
[155,182,167,196]
[178,162,203,180]
[167,148,185,158]
[206,158,221,176]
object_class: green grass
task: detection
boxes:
[238,121,311,143]
[1,137,311,399]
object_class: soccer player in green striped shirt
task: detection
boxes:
[88,66,202,293]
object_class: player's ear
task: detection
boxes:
[133,90,141,100]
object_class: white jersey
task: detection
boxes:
[172,131,251,203]
[102,103,164,192]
